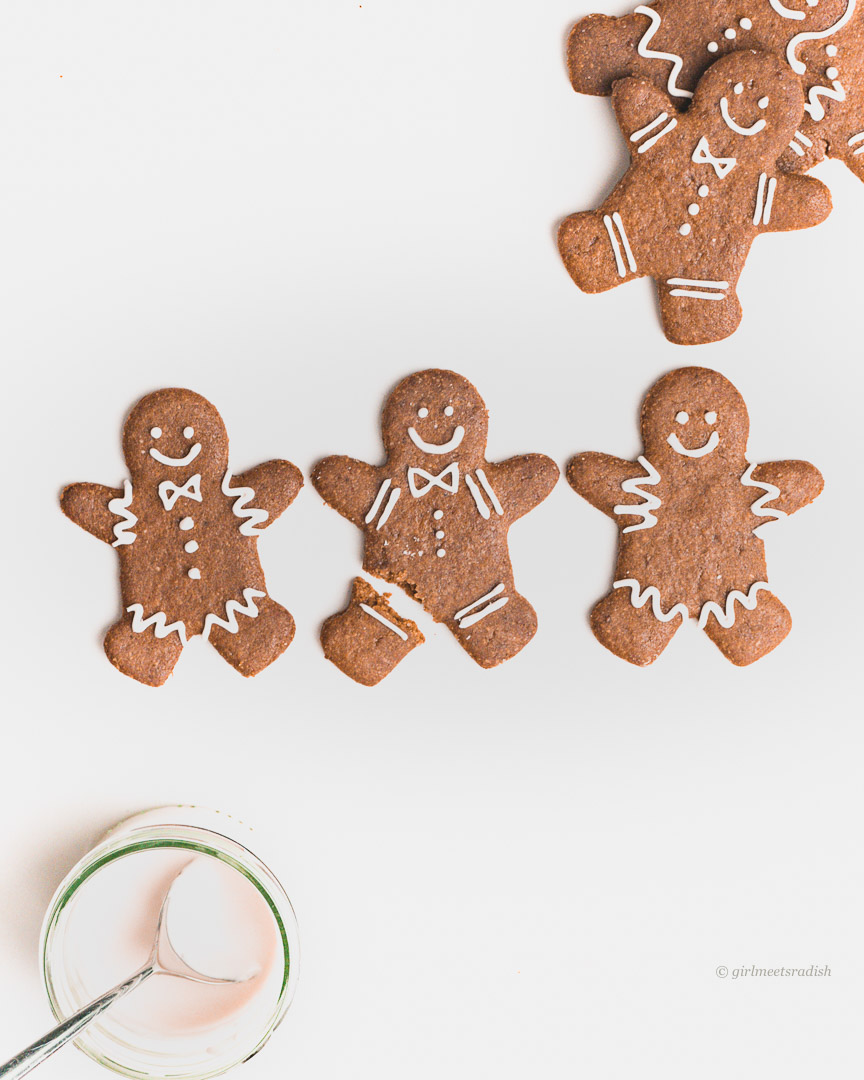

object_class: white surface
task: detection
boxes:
[1,1,862,1077]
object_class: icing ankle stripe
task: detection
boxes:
[634,6,693,99]
[458,597,509,629]
[360,602,409,641]
[454,583,505,622]
[740,464,786,523]
[127,604,188,646]
[222,470,269,535]
[108,480,138,547]
[202,588,266,640]
[613,579,688,623]
[475,469,504,516]
[614,455,661,533]
[698,582,770,629]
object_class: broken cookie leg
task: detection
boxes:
[700,587,791,666]
[590,586,683,666]
[207,595,295,677]
[558,210,639,293]
[321,578,424,686]
[449,585,537,668]
[104,612,185,687]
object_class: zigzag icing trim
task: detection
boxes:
[108,480,138,547]
[222,470,269,535]
[634,6,693,99]
[127,604,188,645]
[613,579,688,622]
[698,582,770,629]
[741,463,786,528]
[614,456,661,532]
[202,588,266,640]
[787,0,856,75]
[804,81,846,122]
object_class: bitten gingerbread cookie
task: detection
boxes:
[558,51,832,344]
[61,389,302,686]
[567,0,864,183]
[321,578,425,686]
[567,367,822,667]
[312,370,559,670]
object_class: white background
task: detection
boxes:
[1,1,862,1077]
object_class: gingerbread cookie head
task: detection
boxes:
[690,50,805,159]
[123,389,230,482]
[380,369,489,467]
[641,367,749,467]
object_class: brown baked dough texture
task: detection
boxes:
[61,388,302,686]
[558,51,832,344]
[567,0,863,183]
[312,370,559,669]
[321,578,425,686]
[567,367,823,667]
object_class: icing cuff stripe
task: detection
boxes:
[376,487,401,529]
[603,214,627,278]
[222,470,269,535]
[636,117,677,153]
[612,213,637,273]
[614,455,661,533]
[202,588,266,640]
[630,111,668,141]
[465,474,491,519]
[365,478,391,524]
[475,469,504,516]
[109,480,138,547]
[698,582,770,629]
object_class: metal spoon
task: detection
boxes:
[0,859,255,1079]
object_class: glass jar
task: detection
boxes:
[40,806,299,1079]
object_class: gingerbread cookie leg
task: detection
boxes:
[700,587,791,666]
[558,210,640,294]
[657,274,743,346]
[104,612,185,687]
[206,595,295,677]
[591,587,683,667]
[449,583,538,669]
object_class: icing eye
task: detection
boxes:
[734,82,744,95]
[675,411,689,424]
[150,427,162,439]
[444,406,454,416]
[183,426,194,438]
[758,96,769,109]
[417,407,429,418]
[705,411,718,424]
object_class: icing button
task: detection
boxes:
[188,567,201,580]
[435,530,445,539]
[679,223,692,236]
[707,41,719,53]
[180,517,194,531]
[433,509,444,520]
[436,549,446,558]
[184,540,199,553]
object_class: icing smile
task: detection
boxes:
[720,96,767,136]
[407,426,465,455]
[667,431,720,457]
[149,443,202,467]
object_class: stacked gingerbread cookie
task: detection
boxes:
[559,1,862,343]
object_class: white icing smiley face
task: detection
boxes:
[148,423,202,467]
[408,403,466,455]
[667,409,721,458]
[719,80,771,136]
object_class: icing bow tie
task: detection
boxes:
[407,463,459,497]
[692,136,737,178]
[158,473,202,511]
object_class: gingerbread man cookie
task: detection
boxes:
[778,6,864,179]
[61,389,302,686]
[567,367,823,667]
[567,0,864,183]
[558,51,832,344]
[312,370,559,670]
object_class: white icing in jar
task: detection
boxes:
[40,806,299,1079]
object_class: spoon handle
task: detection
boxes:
[0,966,155,1079]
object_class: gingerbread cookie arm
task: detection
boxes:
[228,460,303,528]
[567,10,678,98]
[610,76,677,156]
[750,461,824,516]
[754,174,832,233]
[567,452,649,523]
[480,454,559,522]
[311,456,383,527]
[60,482,126,546]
